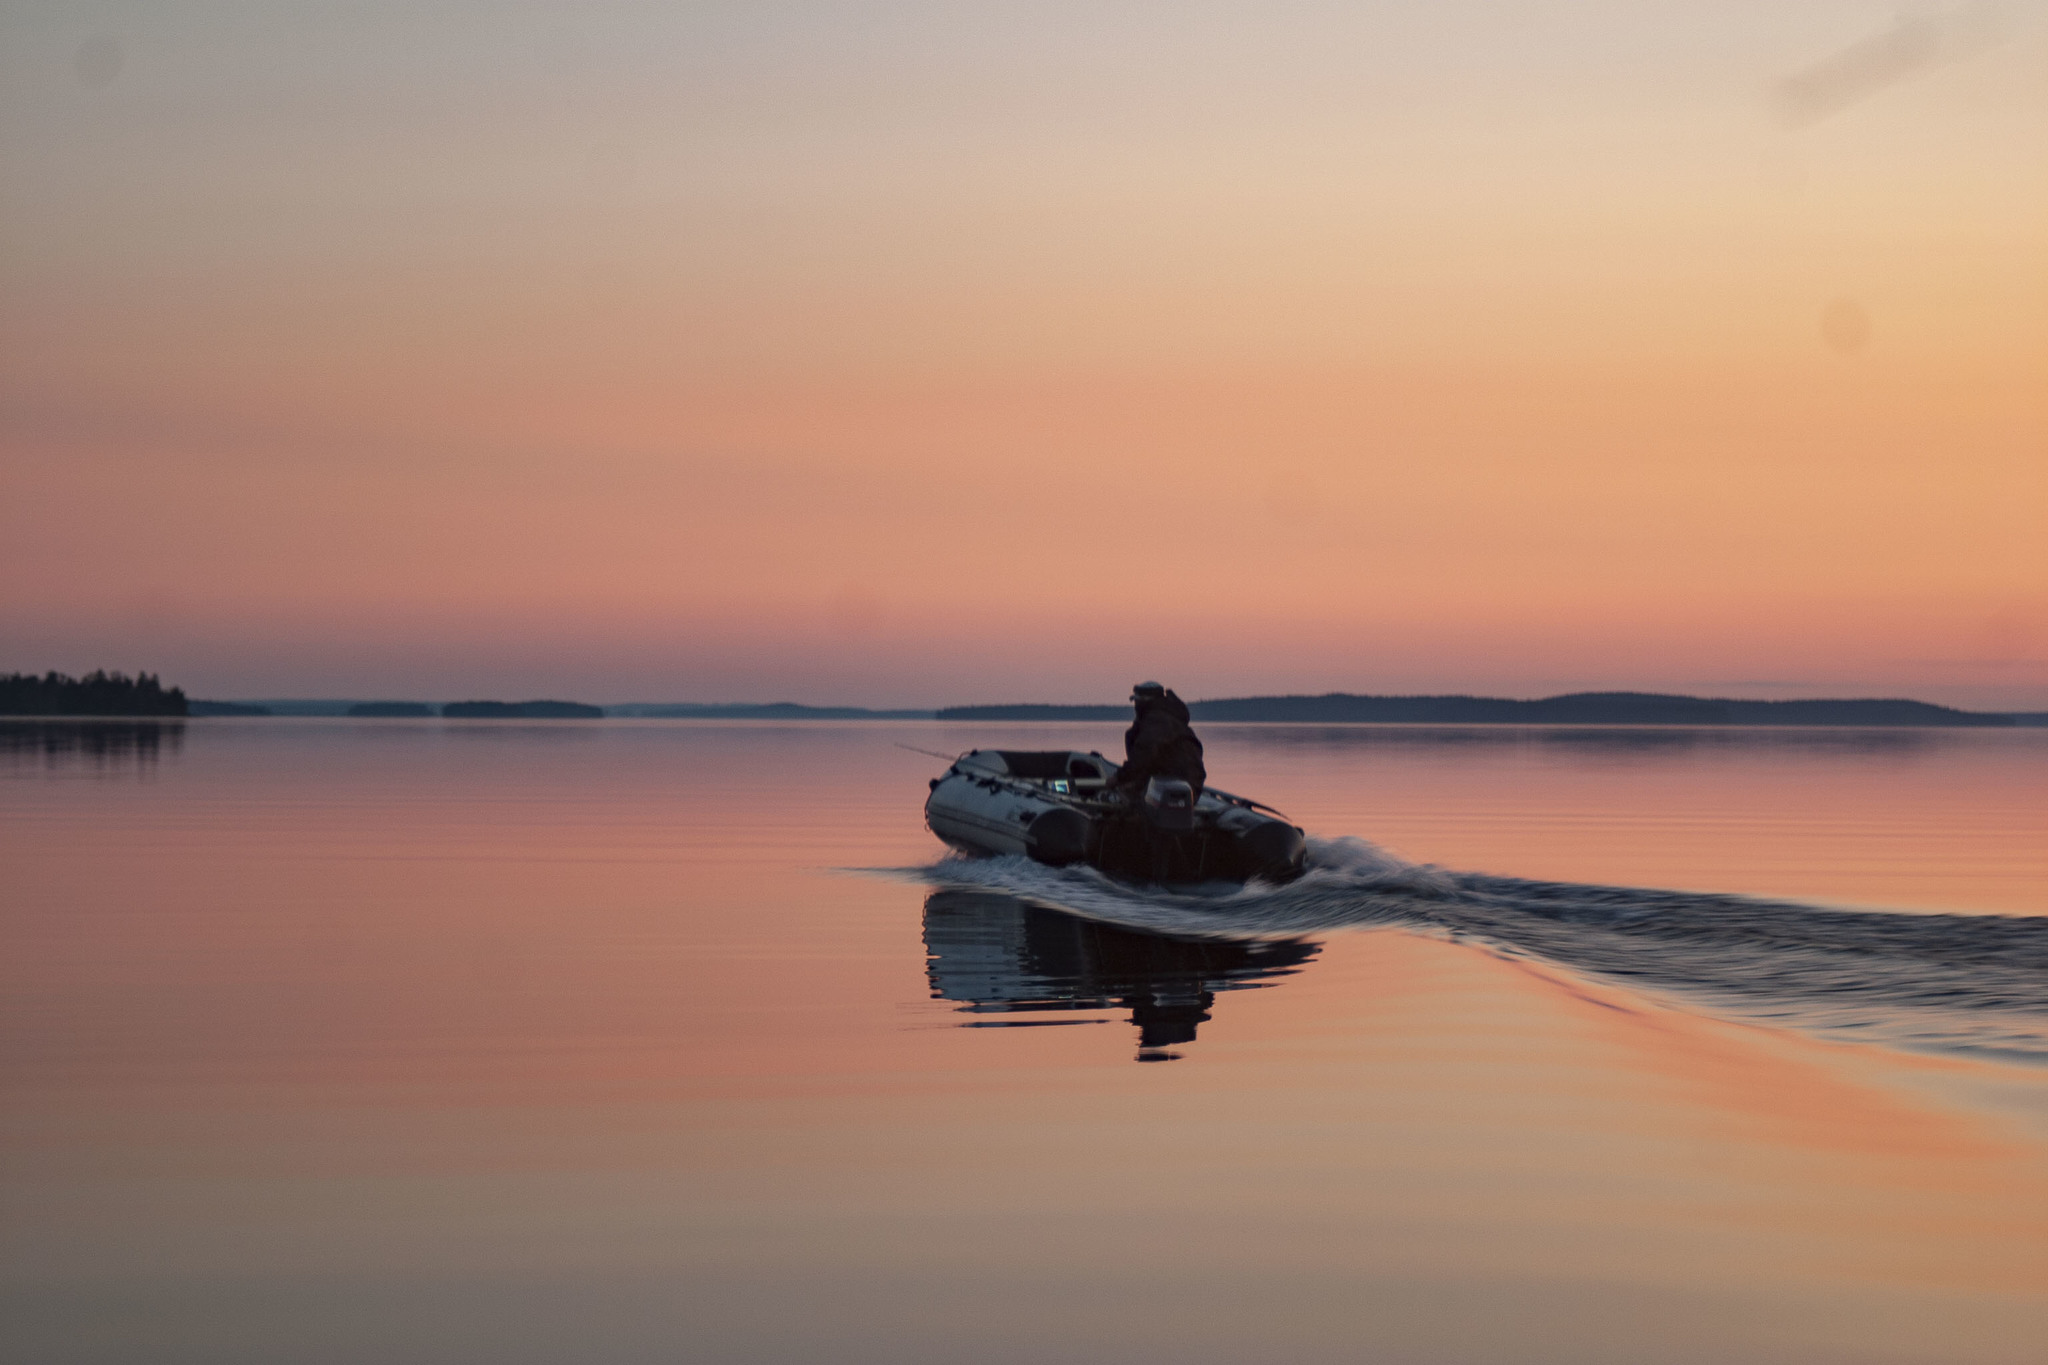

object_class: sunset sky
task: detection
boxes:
[3,1,2043,707]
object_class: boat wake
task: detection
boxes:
[907,837,2048,1065]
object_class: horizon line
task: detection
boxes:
[186,688,2048,716]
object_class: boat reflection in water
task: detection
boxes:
[922,889,1319,1061]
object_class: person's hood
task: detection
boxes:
[1139,690,1190,725]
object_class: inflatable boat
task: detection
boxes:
[924,748,1307,885]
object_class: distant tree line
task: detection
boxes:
[344,701,602,718]
[442,700,603,719]
[0,671,189,717]
[937,692,2021,726]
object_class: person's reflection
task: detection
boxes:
[922,889,1318,1061]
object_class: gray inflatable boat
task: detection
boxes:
[924,748,1307,885]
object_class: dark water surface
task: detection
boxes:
[3,719,2044,1364]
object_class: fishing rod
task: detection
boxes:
[894,741,964,762]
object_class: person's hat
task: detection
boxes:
[1131,680,1166,700]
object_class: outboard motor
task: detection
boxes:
[1143,777,1196,831]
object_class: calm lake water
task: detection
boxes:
[3,718,2045,1364]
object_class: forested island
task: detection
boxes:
[607,702,931,719]
[442,700,604,719]
[0,671,187,716]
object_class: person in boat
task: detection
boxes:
[1112,681,1206,802]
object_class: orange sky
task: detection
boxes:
[2,2,2044,705]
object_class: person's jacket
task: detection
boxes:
[1118,690,1206,795]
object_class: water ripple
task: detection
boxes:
[905,836,2048,1064]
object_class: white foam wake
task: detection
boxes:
[897,833,2048,1064]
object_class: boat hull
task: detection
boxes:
[924,749,1306,886]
